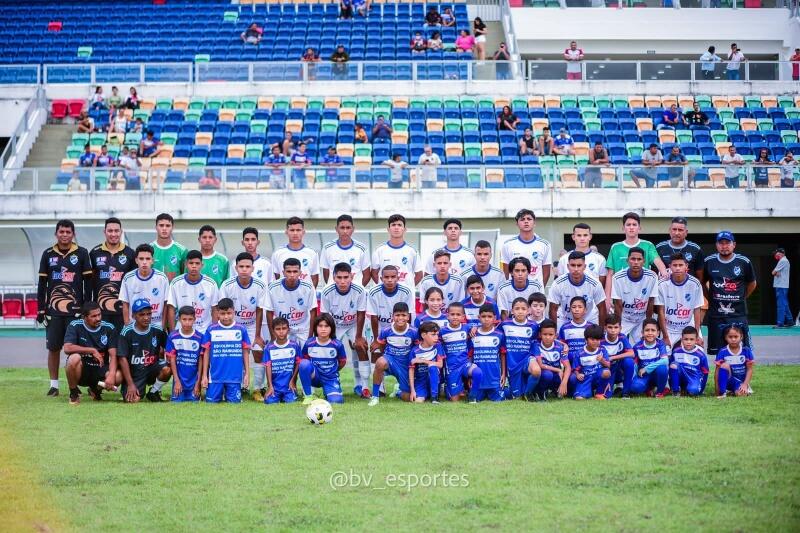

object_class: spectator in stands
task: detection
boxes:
[107,86,123,110]
[354,0,369,17]
[96,145,115,168]
[631,143,663,188]
[564,41,584,81]
[354,123,369,144]
[89,86,106,111]
[340,0,353,20]
[428,32,443,51]
[493,43,511,80]
[124,87,140,110]
[585,141,609,188]
[497,106,519,131]
[792,48,800,82]
[538,126,555,156]
[411,32,428,55]
[281,131,296,157]
[139,130,165,158]
[425,6,442,26]
[383,153,408,189]
[290,142,311,189]
[110,108,128,134]
[241,23,263,46]
[79,144,96,168]
[199,169,221,190]
[684,102,710,130]
[77,111,94,134]
[441,7,456,27]
[554,128,575,156]
[664,145,694,188]
[519,128,538,157]
[473,17,487,60]
[321,146,343,186]
[301,47,320,80]
[372,116,393,143]
[418,145,441,188]
[265,145,287,189]
[658,104,684,130]
[116,146,139,186]
[331,45,350,80]
[699,46,721,80]
[721,145,745,188]
[68,172,82,192]
[131,117,144,133]
[779,151,797,188]
[455,30,475,54]
[726,43,745,81]
[753,148,775,188]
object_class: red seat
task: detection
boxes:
[51,99,69,119]
[24,294,38,318]
[67,99,85,118]
[2,293,24,319]
[47,21,62,32]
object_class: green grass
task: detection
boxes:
[1,367,799,532]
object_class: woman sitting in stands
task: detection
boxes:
[455,30,475,54]
[124,87,140,110]
[427,32,443,51]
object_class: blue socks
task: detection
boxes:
[468,367,482,400]
[298,359,313,396]
[428,367,440,401]
[372,382,382,398]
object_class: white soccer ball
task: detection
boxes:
[306,399,333,425]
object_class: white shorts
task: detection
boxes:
[475,35,486,43]
[338,327,357,361]
[622,320,642,344]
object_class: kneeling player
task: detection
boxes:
[531,319,569,400]
[602,314,634,399]
[470,304,507,402]
[715,325,755,398]
[299,313,347,404]
[368,302,418,406]
[118,298,170,403]
[201,298,251,403]
[500,297,541,399]
[669,326,708,397]
[264,317,301,404]
[63,302,119,405]
[573,325,611,400]
[631,319,669,397]
[409,322,444,403]
[439,302,482,402]
[166,305,203,402]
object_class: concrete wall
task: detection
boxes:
[0,99,30,137]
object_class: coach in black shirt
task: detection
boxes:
[656,216,705,280]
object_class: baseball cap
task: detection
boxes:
[716,231,735,242]
[774,247,785,255]
[131,298,152,313]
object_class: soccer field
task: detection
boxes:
[1,366,799,532]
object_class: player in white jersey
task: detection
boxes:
[655,252,704,349]
[320,262,370,396]
[555,223,607,284]
[610,246,658,344]
[424,218,476,275]
[418,250,465,308]
[271,216,320,287]
[264,257,317,346]
[459,239,506,300]
[320,214,371,286]
[119,244,170,327]
[496,257,543,318]
[548,251,606,327]
[165,250,220,334]
[500,208,552,288]
[230,227,273,287]
[371,213,422,292]
[367,265,415,337]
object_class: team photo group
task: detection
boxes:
[38,208,756,406]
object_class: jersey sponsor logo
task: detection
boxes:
[712,277,738,292]
[52,267,76,283]
[100,267,124,282]
[724,354,745,365]
[717,302,735,315]
[236,306,256,320]
[130,350,156,366]
[665,303,692,319]
[118,255,128,265]
[623,298,648,311]
[277,307,306,321]
[49,256,59,266]
[675,353,700,366]
[95,256,107,266]
[69,255,78,265]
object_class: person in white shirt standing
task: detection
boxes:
[726,42,745,81]
[611,247,658,344]
[460,240,505,300]
[165,250,220,334]
[418,250,465,309]
[320,214,371,286]
[424,218,475,276]
[548,251,606,329]
[771,247,793,328]
[264,257,317,346]
[500,208,552,288]
[655,252,704,349]
[564,40,584,81]
[231,227,273,287]
[721,145,745,188]
[556,222,607,285]
[371,213,422,292]
[417,145,441,188]
[119,243,169,327]
[271,216,320,287]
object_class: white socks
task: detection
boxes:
[252,364,266,390]
[152,379,167,392]
[358,361,372,390]
[50,379,59,388]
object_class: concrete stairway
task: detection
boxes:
[16,123,73,191]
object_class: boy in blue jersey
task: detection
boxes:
[201,298,251,403]
[166,305,204,402]
[263,317,301,404]
[715,325,754,398]
[572,325,611,400]
[368,302,418,406]
[299,313,348,404]
[602,314,634,399]
[500,297,541,399]
[462,275,500,328]
[470,304,507,402]
[409,322,445,403]
[631,318,669,397]
[439,302,482,402]
[669,326,709,397]
[557,296,593,394]
[530,319,570,400]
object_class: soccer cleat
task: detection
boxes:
[146,390,164,402]
[673,391,681,397]
[431,399,440,404]
[241,387,250,399]
[302,395,315,405]
[392,383,401,398]
[68,388,80,405]
[367,397,379,407]
[353,385,363,396]
[716,393,728,399]
[612,387,623,398]
[468,398,477,404]
[46,386,59,397]
[621,394,631,400]
[593,394,607,400]
[654,392,666,399]
[360,388,372,399]
[746,385,753,395]
[252,389,265,402]
[88,385,103,401]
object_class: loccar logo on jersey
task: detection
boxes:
[130,351,156,366]
[623,298,647,311]
[278,307,306,321]
[666,303,691,318]
[713,278,738,292]
[52,267,76,283]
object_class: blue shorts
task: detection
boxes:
[507,366,532,399]
[413,375,436,399]
[206,382,242,403]
[573,372,608,399]
[446,363,470,396]
[310,374,344,403]
[475,387,504,402]
[171,387,199,402]
[265,389,298,404]
[386,357,411,394]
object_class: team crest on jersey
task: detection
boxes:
[212,265,219,274]
[100,334,108,345]
[488,283,495,291]
[641,288,647,295]
[531,252,539,260]
[249,296,257,305]
[448,292,454,300]
[298,297,305,306]
[401,256,408,265]
[349,301,355,309]
[459,260,466,267]
[95,257,107,266]
[233,330,242,341]
[151,336,158,347]
[302,259,308,266]
[490,337,500,347]
[349,258,356,265]
[733,266,741,276]
[198,293,206,301]
[119,255,127,265]
[256,269,263,277]
[685,293,691,302]
[588,264,595,270]
[170,255,178,265]
[684,253,692,261]
[152,287,159,296]
[69,255,78,265]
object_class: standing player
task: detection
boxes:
[500,209,552,288]
[439,302,482,402]
[368,302,418,406]
[655,252,704,349]
[165,250,220,334]
[499,297,541,399]
[198,225,230,287]
[220,253,268,400]
[265,257,317,346]
[119,244,170,327]
[150,213,187,282]
[656,217,705,280]
[201,298,251,403]
[418,250,465,308]
[90,217,135,331]
[408,322,445,403]
[610,247,658,344]
[298,314,348,404]
[460,240,505,300]
[470,304,507,402]
[63,302,118,405]
[37,219,93,397]
[548,251,606,328]
[496,257,543,319]
[263,317,301,404]
[320,214,371,286]
[271,216,320,287]
[320,262,370,397]
[669,326,708,397]
[117,299,171,402]
[234,227,273,286]
[371,213,423,291]
[702,231,757,355]
[556,223,607,284]
[367,265,415,339]
[462,275,500,328]
[605,212,667,306]
[424,218,475,275]
[165,305,204,402]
